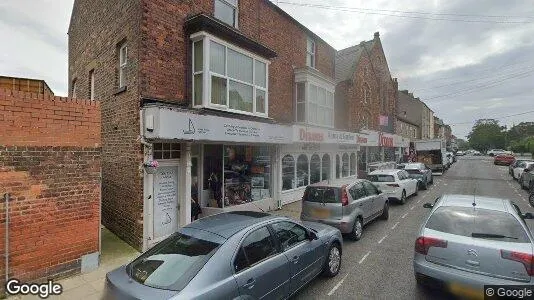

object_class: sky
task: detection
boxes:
[1,0,533,139]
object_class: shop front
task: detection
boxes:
[280,125,361,205]
[357,130,411,178]
[141,105,291,246]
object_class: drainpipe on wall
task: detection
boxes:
[4,193,10,284]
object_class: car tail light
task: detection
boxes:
[341,185,349,206]
[386,183,400,187]
[501,250,534,276]
[415,236,448,255]
[302,189,308,202]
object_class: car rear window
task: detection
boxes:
[304,187,338,203]
[128,232,221,291]
[367,174,395,182]
[405,169,422,175]
[426,207,530,242]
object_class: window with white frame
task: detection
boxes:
[215,0,238,27]
[89,70,95,100]
[295,82,334,127]
[119,43,127,88]
[306,38,315,68]
[192,34,268,116]
[361,113,370,129]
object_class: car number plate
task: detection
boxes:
[311,208,330,219]
[448,282,483,300]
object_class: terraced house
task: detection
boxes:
[69,0,409,251]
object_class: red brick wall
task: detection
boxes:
[0,89,101,294]
[140,0,336,124]
[342,37,397,134]
[69,0,144,250]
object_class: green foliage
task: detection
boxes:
[467,119,505,153]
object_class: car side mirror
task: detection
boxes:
[308,230,318,241]
[522,213,534,220]
[423,203,433,209]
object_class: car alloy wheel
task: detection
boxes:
[323,243,341,277]
[349,218,363,241]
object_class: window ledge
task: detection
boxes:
[114,86,127,95]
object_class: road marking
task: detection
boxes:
[359,251,371,264]
[417,199,421,204]
[402,212,408,219]
[327,273,349,296]
[391,221,399,230]
[410,206,415,210]
[378,235,388,244]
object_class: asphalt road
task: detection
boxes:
[293,155,534,300]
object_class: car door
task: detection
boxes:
[270,221,323,295]
[399,171,416,196]
[515,162,526,179]
[350,182,373,222]
[407,170,418,194]
[234,226,291,300]
[362,181,384,216]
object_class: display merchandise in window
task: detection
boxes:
[384,148,396,162]
[223,145,271,206]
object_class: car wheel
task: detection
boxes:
[414,186,419,196]
[529,193,534,208]
[348,218,363,241]
[429,176,433,184]
[380,202,389,220]
[322,243,341,277]
[422,180,428,190]
[399,190,406,204]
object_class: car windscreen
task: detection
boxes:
[304,187,338,203]
[425,206,530,242]
[127,232,222,291]
[367,174,395,182]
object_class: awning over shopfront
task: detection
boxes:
[143,106,292,144]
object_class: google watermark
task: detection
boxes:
[5,279,63,299]
[485,285,534,299]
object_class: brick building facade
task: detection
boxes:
[0,89,101,294]
[69,0,408,251]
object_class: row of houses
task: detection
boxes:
[67,0,459,252]
[2,0,457,266]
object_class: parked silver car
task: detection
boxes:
[414,194,534,298]
[104,211,343,300]
[300,180,388,241]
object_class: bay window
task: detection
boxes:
[192,33,268,117]
[295,81,334,127]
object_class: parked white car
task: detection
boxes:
[513,161,534,180]
[367,169,418,204]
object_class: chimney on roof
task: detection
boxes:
[374,32,380,39]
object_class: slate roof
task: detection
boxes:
[335,40,375,83]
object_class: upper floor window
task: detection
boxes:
[363,83,371,103]
[71,79,77,98]
[295,82,334,127]
[215,0,238,27]
[306,38,315,68]
[192,33,268,117]
[89,69,95,100]
[119,43,128,88]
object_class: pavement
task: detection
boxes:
[8,227,140,300]
[291,155,534,300]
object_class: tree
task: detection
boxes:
[467,119,506,153]
[455,138,469,150]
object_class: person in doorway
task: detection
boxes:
[191,177,202,221]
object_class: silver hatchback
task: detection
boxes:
[300,180,389,241]
[414,194,534,299]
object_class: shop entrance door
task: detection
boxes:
[151,163,180,244]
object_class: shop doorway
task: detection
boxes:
[151,162,180,244]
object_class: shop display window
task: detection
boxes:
[310,154,321,184]
[282,155,295,191]
[321,154,330,181]
[222,145,272,206]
